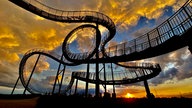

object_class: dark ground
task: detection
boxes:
[0,94,192,108]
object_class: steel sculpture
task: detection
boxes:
[9,0,192,99]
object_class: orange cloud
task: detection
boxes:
[28,28,63,50]
[0,27,19,62]
[97,0,186,31]
[0,0,189,95]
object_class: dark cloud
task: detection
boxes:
[176,55,192,80]
[0,62,19,87]
[150,67,178,85]
[147,47,192,85]
[0,0,190,96]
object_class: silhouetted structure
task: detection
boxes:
[9,0,192,99]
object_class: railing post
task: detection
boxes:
[167,20,175,37]
[183,6,192,22]
[147,33,151,47]
[156,28,163,44]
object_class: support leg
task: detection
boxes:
[23,54,41,94]
[74,79,78,95]
[85,63,89,97]
[144,80,154,99]
[11,76,20,95]
[111,63,116,99]
[95,54,100,98]
[95,24,101,98]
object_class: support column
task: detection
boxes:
[11,76,20,95]
[103,63,110,98]
[52,54,64,94]
[23,54,41,94]
[111,63,116,98]
[85,63,89,97]
[95,24,100,98]
[74,79,78,95]
[58,65,66,94]
[144,80,154,99]
[95,48,100,98]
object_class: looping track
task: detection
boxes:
[9,0,192,95]
[62,24,101,62]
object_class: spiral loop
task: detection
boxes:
[62,24,101,62]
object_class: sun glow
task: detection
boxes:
[125,93,134,98]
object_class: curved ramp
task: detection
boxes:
[63,63,161,92]
[8,0,116,57]
[103,0,192,61]
[9,0,192,62]
[9,0,192,95]
[18,49,79,94]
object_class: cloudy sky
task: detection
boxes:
[1,0,192,98]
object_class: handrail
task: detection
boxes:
[9,0,192,95]
[9,0,192,59]
[105,0,192,57]
[70,64,161,84]
[9,0,116,58]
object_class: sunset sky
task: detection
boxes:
[1,0,192,98]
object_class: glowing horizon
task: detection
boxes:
[1,0,192,98]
